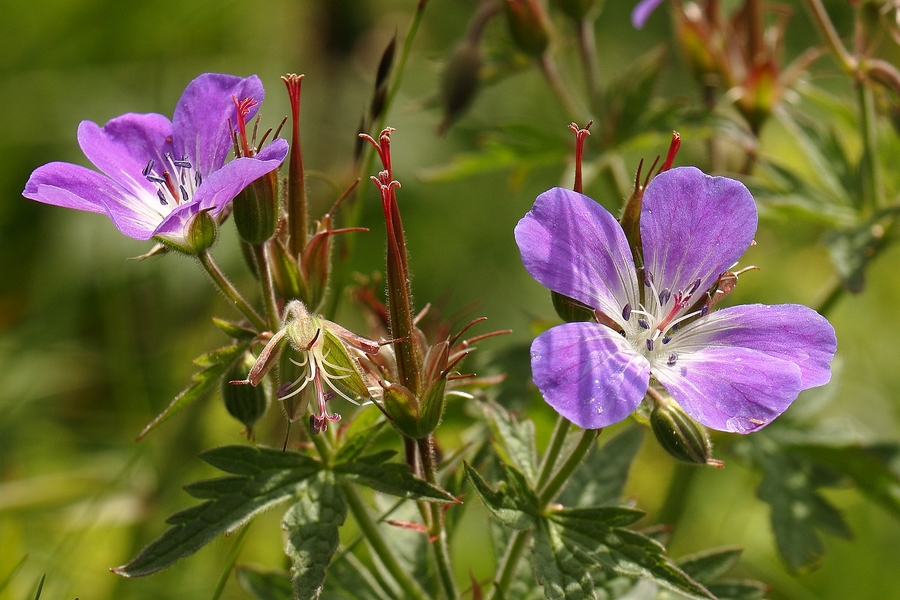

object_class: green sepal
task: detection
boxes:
[185,209,218,253]
[137,341,250,440]
[706,579,769,600]
[113,446,321,577]
[235,565,293,600]
[335,453,457,503]
[379,383,422,439]
[283,472,347,600]
[650,396,713,465]
[223,354,270,436]
[233,173,277,245]
[463,461,538,530]
[211,317,259,340]
[550,291,594,323]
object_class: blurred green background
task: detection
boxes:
[1,0,899,598]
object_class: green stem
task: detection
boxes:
[539,54,584,122]
[341,484,431,600]
[419,436,458,600]
[803,0,856,73]
[488,529,531,600]
[857,78,883,215]
[656,463,698,531]
[209,523,250,600]
[538,428,599,506]
[536,416,570,489]
[196,251,267,331]
[577,18,601,113]
[252,243,281,331]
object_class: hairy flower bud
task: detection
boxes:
[232,175,277,244]
[438,40,482,135]
[223,353,270,439]
[649,394,716,465]
[504,0,552,57]
[184,209,218,254]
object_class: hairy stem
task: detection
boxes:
[196,251,267,331]
[538,427,599,506]
[536,416,571,489]
[803,0,856,73]
[253,243,281,331]
[857,78,883,215]
[419,436,459,600]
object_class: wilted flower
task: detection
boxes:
[515,166,837,433]
[23,73,288,251]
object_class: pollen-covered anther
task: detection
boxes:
[143,154,198,206]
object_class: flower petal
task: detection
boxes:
[515,187,639,327]
[667,303,836,389]
[653,346,804,433]
[632,0,665,28]
[531,322,650,429]
[641,167,757,301]
[23,162,161,239]
[153,138,288,243]
[77,115,174,198]
[172,73,264,175]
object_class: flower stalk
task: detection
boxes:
[196,250,267,331]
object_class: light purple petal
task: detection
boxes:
[153,138,288,241]
[531,322,650,429]
[669,303,836,389]
[515,187,640,327]
[23,162,161,239]
[641,167,757,303]
[653,346,804,433]
[77,115,174,198]
[632,0,665,28]
[173,73,264,175]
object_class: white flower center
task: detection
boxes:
[142,153,202,210]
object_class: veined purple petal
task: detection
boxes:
[667,303,836,389]
[515,188,639,327]
[531,322,650,429]
[641,167,757,304]
[23,162,162,239]
[153,138,288,242]
[632,0,665,28]
[653,346,803,433]
[173,73,265,176]
[77,115,174,199]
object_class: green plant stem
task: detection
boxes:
[577,18,601,112]
[539,53,584,123]
[196,251,267,331]
[538,428,599,506]
[341,483,431,600]
[209,523,250,600]
[488,529,530,600]
[656,463,698,530]
[803,0,856,73]
[536,416,570,489]
[252,243,281,331]
[419,436,458,600]
[857,78,884,215]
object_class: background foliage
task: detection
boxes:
[2,0,900,599]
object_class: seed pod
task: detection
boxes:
[223,353,270,439]
[649,397,713,465]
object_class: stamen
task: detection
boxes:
[644,271,654,287]
[667,353,678,366]
[662,335,671,344]
[142,160,155,177]
[646,339,654,351]
[157,191,168,206]
[622,303,632,320]
[195,172,202,187]
[687,278,702,295]
[638,318,650,329]
[173,158,192,169]
[658,288,671,306]
[179,185,189,202]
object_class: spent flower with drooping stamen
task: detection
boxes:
[232,301,379,435]
[23,73,288,253]
[515,166,837,433]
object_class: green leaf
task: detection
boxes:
[464,461,539,530]
[334,458,457,502]
[113,446,321,577]
[333,409,389,465]
[823,209,899,293]
[212,317,259,341]
[532,519,595,599]
[602,45,671,146]
[560,426,644,507]
[283,473,347,600]
[137,341,250,440]
[705,579,769,600]
[235,565,293,600]
[547,511,714,599]
[483,398,538,483]
[325,551,395,600]
[795,443,900,519]
[675,546,743,585]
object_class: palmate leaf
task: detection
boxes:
[137,341,250,440]
[464,461,538,530]
[536,507,714,600]
[283,472,347,600]
[236,565,294,600]
[334,450,457,503]
[559,426,644,508]
[113,446,321,577]
[482,398,538,483]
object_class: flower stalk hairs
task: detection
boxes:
[515,163,837,436]
[23,73,287,253]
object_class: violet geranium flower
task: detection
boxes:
[23,73,288,250]
[515,166,836,433]
[631,0,665,29]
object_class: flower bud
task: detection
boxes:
[232,174,278,244]
[185,209,218,253]
[552,0,601,22]
[378,383,423,439]
[551,291,594,323]
[438,40,482,135]
[649,395,714,465]
[504,0,552,57]
[223,353,270,438]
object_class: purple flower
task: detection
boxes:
[632,0,665,28]
[515,166,836,433]
[23,73,288,249]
